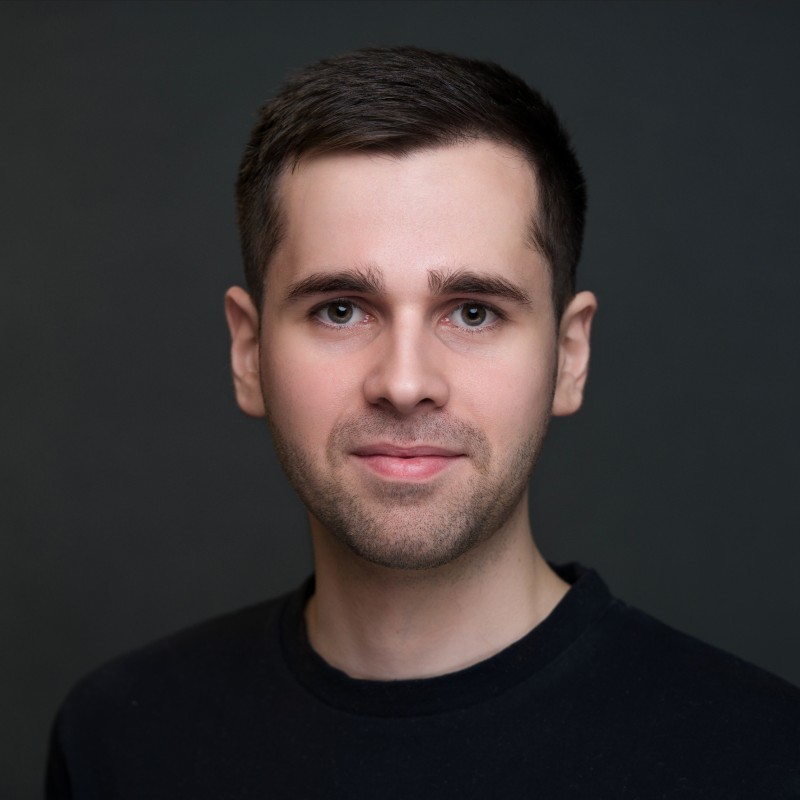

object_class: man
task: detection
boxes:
[48,47,799,798]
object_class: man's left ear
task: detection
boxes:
[552,291,597,417]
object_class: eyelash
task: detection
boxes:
[310,299,506,332]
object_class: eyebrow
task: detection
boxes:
[428,268,532,305]
[284,266,385,301]
[283,265,531,306]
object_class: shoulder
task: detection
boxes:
[588,596,800,784]
[55,591,291,738]
[545,577,799,795]
[605,598,799,706]
[554,567,800,740]
[560,565,799,707]
[46,592,299,798]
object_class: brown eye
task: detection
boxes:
[460,304,487,326]
[314,300,367,327]
[327,301,354,324]
[448,302,500,330]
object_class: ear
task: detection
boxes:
[552,291,597,417]
[224,286,265,418]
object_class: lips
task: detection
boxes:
[351,443,465,480]
[352,444,463,458]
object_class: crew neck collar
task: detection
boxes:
[279,563,613,717]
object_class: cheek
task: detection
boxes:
[465,346,556,442]
[261,336,360,440]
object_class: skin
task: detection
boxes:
[225,140,596,680]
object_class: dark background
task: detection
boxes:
[3,1,799,796]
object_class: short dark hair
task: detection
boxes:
[236,46,586,318]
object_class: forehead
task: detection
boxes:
[269,140,546,292]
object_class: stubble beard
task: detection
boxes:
[266,406,550,572]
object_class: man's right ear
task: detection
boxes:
[224,286,266,418]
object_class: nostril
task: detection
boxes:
[362,333,450,414]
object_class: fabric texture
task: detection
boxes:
[47,564,800,798]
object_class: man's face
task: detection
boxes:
[227,141,592,570]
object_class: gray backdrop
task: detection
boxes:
[3,2,799,797]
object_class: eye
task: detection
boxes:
[313,299,368,327]
[447,302,500,330]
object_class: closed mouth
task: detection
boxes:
[351,443,464,458]
[350,444,465,481]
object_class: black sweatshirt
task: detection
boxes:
[47,565,800,798]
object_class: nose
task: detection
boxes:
[362,319,449,415]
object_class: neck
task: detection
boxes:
[305,498,569,680]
